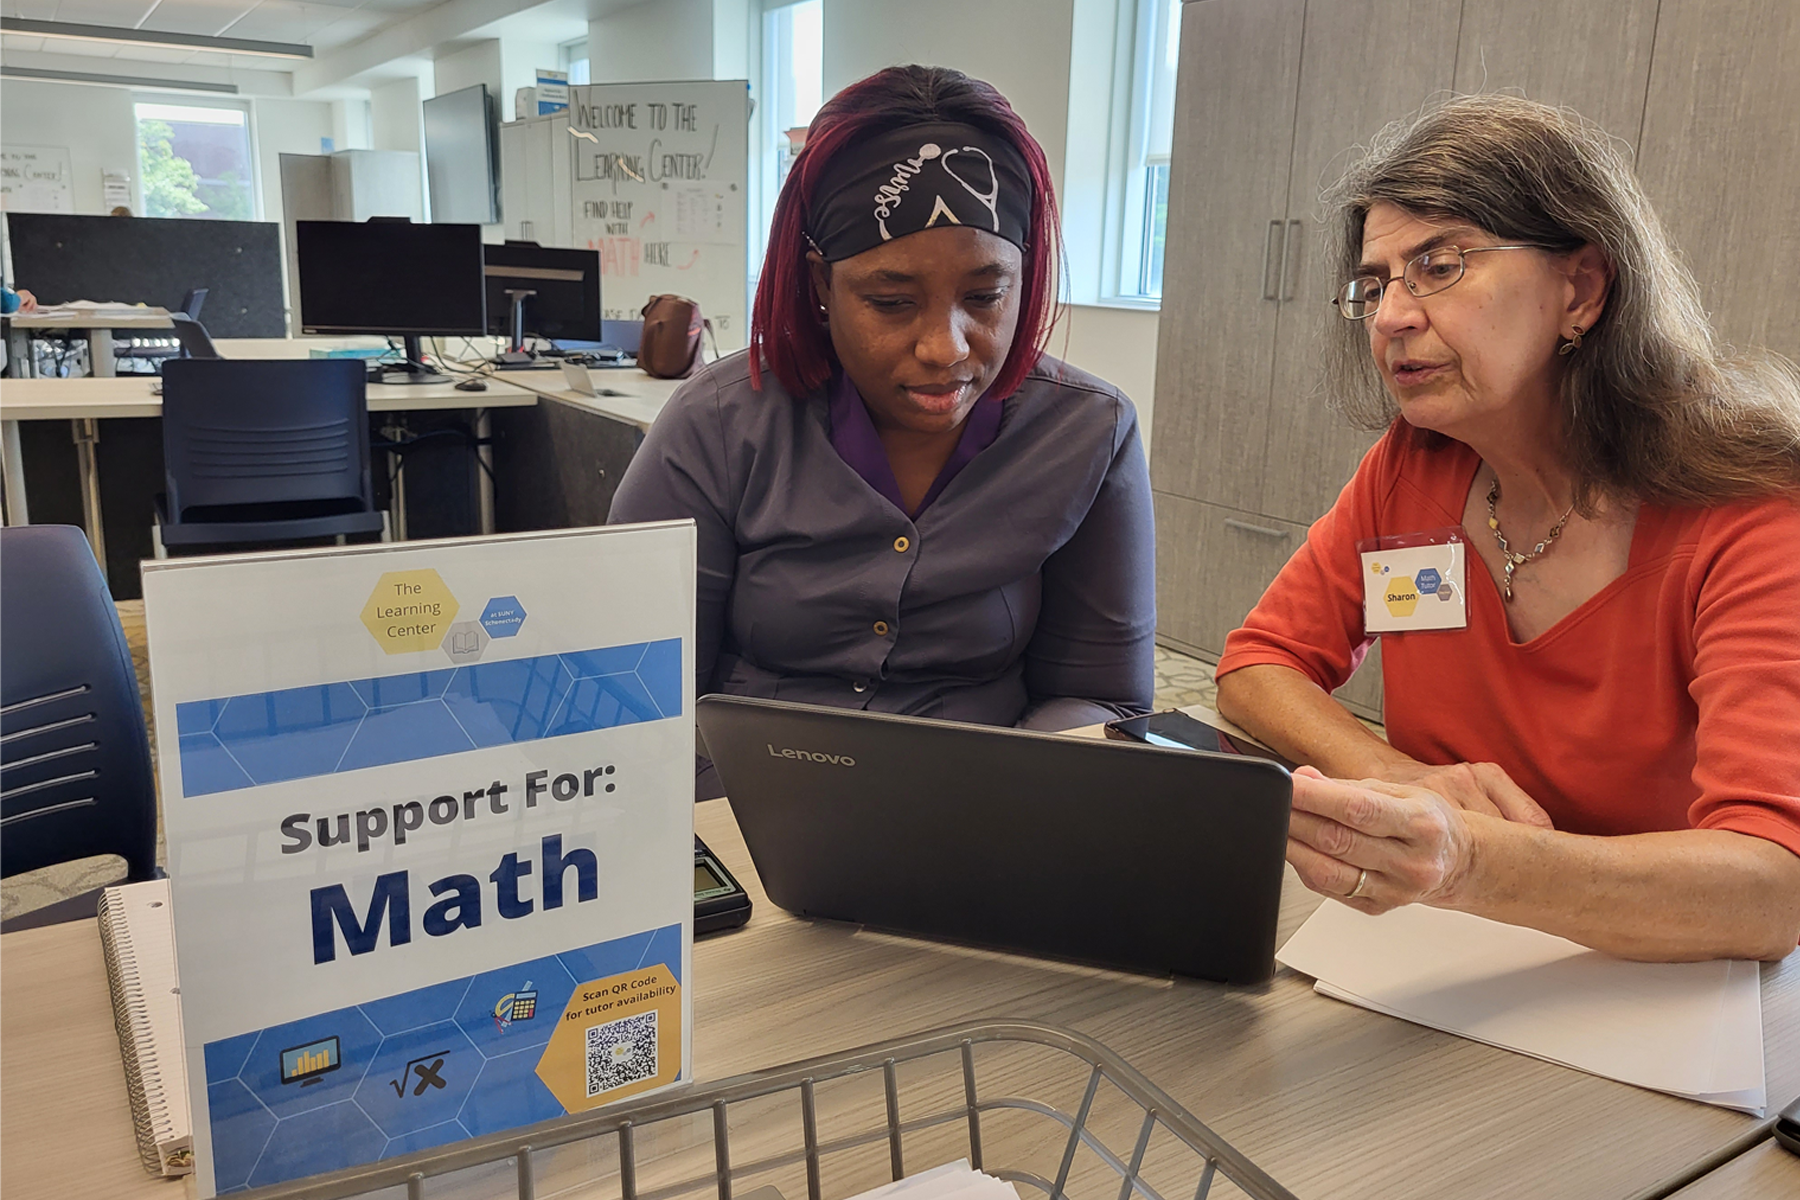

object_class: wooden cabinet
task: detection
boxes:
[1636,0,1800,361]
[1261,0,1462,527]
[1150,0,1304,514]
[1453,0,1662,149]
[1153,0,1798,725]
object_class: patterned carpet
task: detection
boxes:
[0,618,1220,922]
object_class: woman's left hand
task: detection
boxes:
[1285,765,1483,913]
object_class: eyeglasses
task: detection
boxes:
[1332,244,1550,320]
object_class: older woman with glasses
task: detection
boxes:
[1215,95,1800,962]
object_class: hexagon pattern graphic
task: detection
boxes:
[174,638,681,796]
[480,596,526,638]
[1383,575,1421,619]
[360,570,459,655]
[203,924,682,1193]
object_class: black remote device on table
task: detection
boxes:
[1776,1093,1800,1157]
[694,835,752,935]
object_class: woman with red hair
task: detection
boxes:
[611,65,1155,797]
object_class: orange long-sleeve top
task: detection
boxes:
[1217,423,1800,856]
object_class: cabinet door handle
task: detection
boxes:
[1225,518,1290,540]
[1262,220,1284,301]
[1281,219,1302,301]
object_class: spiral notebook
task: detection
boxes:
[96,878,194,1176]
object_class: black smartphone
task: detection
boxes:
[694,835,753,935]
[1104,710,1297,771]
[1776,1092,1800,1157]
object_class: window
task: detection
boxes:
[562,39,591,86]
[134,102,255,221]
[1115,0,1181,300]
[754,0,823,271]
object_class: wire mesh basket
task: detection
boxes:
[240,1020,1299,1200]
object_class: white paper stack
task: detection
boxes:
[1277,902,1765,1113]
[846,1161,1024,1200]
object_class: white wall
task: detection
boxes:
[372,75,430,155]
[821,0,1075,194]
[252,98,334,231]
[588,0,716,84]
[1057,303,1159,453]
[0,81,141,215]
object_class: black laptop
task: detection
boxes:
[695,696,1294,984]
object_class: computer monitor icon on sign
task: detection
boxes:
[279,1035,341,1086]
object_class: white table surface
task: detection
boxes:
[490,363,684,431]
[0,373,539,421]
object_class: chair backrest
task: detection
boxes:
[0,526,157,882]
[169,312,222,359]
[160,358,373,521]
[179,286,208,320]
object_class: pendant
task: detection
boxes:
[1502,560,1517,601]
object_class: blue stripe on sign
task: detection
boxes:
[174,638,682,797]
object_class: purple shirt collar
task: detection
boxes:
[828,373,1003,519]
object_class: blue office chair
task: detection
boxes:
[0,525,158,930]
[154,358,389,552]
[168,312,221,359]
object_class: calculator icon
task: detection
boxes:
[492,983,538,1030]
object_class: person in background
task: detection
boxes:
[1,286,37,315]
[1216,95,1800,963]
[610,64,1156,797]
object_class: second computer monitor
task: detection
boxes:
[296,219,487,338]
[483,243,603,346]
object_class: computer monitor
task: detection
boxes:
[295,219,487,383]
[483,242,602,365]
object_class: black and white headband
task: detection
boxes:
[806,122,1034,262]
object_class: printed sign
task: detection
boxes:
[537,69,570,115]
[1360,538,1468,633]
[142,523,696,1196]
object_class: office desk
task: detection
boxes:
[5,308,173,378]
[3,798,1797,1200]
[0,375,537,570]
[1670,1140,1800,1196]
[488,363,683,433]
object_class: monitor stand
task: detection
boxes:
[373,336,448,385]
[493,288,540,370]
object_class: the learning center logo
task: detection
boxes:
[360,571,530,663]
[361,570,458,654]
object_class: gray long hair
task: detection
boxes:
[1323,94,1800,510]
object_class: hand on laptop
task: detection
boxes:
[1284,766,1485,914]
[1365,759,1555,829]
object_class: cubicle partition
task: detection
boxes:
[5,213,286,338]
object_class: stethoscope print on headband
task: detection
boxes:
[873,144,1002,241]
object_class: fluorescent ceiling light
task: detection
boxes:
[0,17,313,60]
[1,65,239,94]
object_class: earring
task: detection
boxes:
[1558,325,1585,356]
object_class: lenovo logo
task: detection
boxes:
[767,744,857,767]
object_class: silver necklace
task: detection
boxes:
[1485,477,1575,602]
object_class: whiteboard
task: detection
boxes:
[0,145,75,214]
[568,80,750,352]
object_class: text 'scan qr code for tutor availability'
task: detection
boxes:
[586,1010,659,1097]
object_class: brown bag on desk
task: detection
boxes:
[639,294,716,378]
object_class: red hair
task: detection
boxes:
[750,66,1062,401]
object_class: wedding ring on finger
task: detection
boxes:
[1345,867,1370,900]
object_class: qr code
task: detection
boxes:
[586,1010,658,1097]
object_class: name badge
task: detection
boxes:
[1358,530,1468,633]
